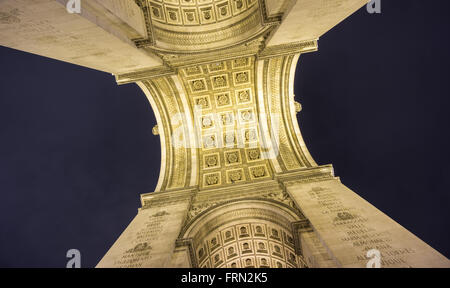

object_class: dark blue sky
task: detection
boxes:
[1,1,449,267]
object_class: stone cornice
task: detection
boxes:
[258,40,318,59]
[174,238,197,268]
[115,38,319,84]
[291,219,313,256]
[140,187,197,209]
[116,66,175,85]
[276,165,336,186]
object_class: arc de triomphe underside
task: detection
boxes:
[1,0,449,268]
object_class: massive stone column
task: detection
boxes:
[1,0,448,268]
[284,177,450,268]
[96,189,194,268]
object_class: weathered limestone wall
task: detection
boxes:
[285,178,450,268]
[96,190,193,268]
[169,246,192,268]
[0,0,162,74]
[299,230,339,268]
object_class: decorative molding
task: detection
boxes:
[146,0,259,27]
[175,238,198,268]
[152,124,159,135]
[184,192,305,230]
[140,188,196,209]
[116,66,175,85]
[260,54,316,171]
[258,40,318,59]
[277,165,336,186]
[131,0,287,63]
[153,10,262,47]
[291,219,313,256]
[133,0,156,47]
[294,101,302,113]
[257,0,283,26]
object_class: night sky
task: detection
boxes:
[0,1,449,267]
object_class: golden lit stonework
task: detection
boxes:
[1,0,448,268]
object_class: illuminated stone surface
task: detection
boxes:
[1,0,448,268]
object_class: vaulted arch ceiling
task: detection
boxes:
[137,0,278,54]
